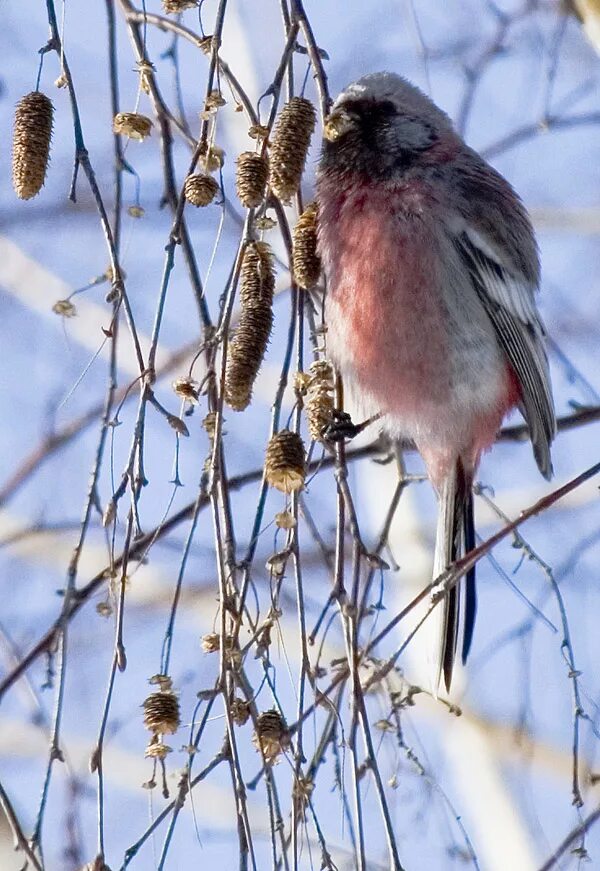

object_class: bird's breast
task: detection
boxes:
[319,180,452,410]
[317,176,517,470]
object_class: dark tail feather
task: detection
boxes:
[461,483,477,664]
[433,458,477,693]
[442,582,459,693]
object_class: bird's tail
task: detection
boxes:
[431,458,476,693]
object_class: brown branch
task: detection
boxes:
[483,113,600,159]
[3,397,599,510]
[538,804,600,870]
[0,340,198,507]
[0,778,43,871]
[124,7,259,126]
[288,456,600,734]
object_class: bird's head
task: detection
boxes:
[320,72,454,180]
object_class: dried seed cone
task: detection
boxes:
[201,632,220,653]
[264,430,306,493]
[239,242,275,307]
[292,202,321,289]
[225,301,273,411]
[269,97,316,201]
[199,142,225,172]
[113,112,152,140]
[143,691,180,735]
[224,242,276,411]
[305,360,335,441]
[172,376,199,403]
[12,91,53,200]
[184,173,219,207]
[235,151,269,208]
[162,0,197,12]
[253,709,290,764]
[53,299,77,318]
[78,857,112,871]
[201,633,241,667]
[145,739,172,759]
[230,697,251,726]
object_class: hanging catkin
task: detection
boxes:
[224,243,275,411]
[292,202,321,288]
[304,360,335,441]
[224,303,273,411]
[264,430,306,493]
[12,91,53,200]
[238,241,275,307]
[183,173,219,207]
[268,97,316,201]
[253,709,290,764]
[143,690,180,735]
[235,151,269,208]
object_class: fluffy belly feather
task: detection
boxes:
[320,183,517,479]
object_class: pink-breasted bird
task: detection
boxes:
[316,72,556,692]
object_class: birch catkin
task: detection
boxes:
[183,173,219,207]
[304,360,335,441]
[224,243,275,410]
[238,241,275,307]
[264,430,306,493]
[292,202,321,289]
[235,151,269,208]
[269,97,316,201]
[253,709,290,764]
[224,303,273,411]
[12,91,53,200]
[143,691,180,735]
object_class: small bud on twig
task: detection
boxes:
[275,511,296,529]
[205,89,226,112]
[255,214,277,231]
[199,141,225,172]
[230,697,251,726]
[52,299,77,318]
[172,376,200,404]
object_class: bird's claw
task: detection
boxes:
[322,410,365,442]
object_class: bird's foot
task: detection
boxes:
[322,411,380,442]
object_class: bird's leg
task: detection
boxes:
[322,410,382,442]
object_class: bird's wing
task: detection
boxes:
[454,227,556,478]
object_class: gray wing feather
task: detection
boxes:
[462,226,541,325]
[456,232,556,479]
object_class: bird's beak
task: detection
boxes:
[323,109,354,142]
